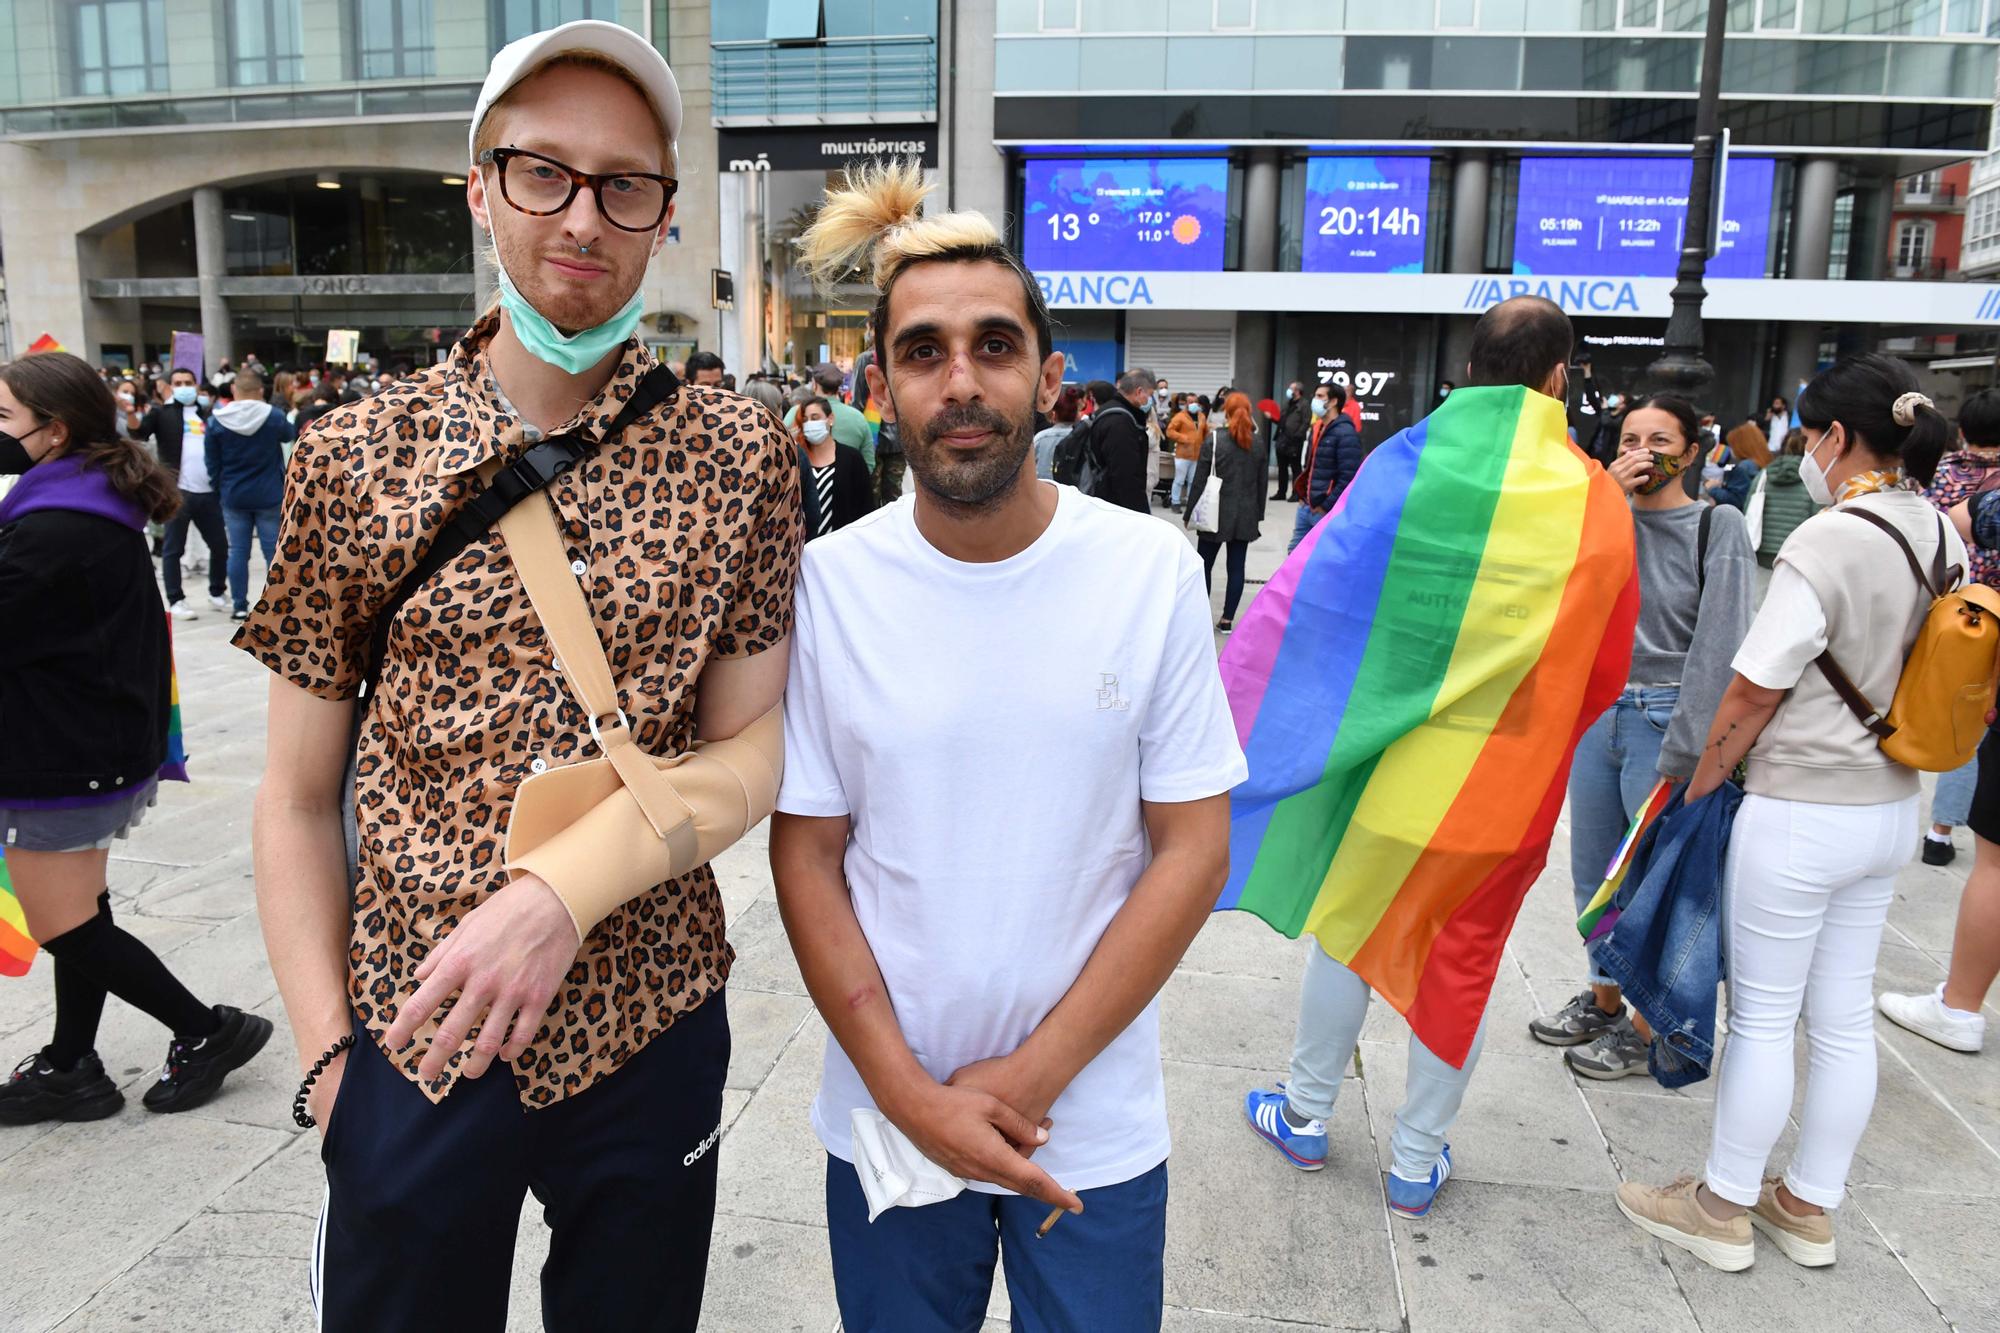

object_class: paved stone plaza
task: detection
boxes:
[3,502,1997,1333]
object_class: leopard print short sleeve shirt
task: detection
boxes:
[235,315,802,1107]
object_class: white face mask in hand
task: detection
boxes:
[1801,427,1839,507]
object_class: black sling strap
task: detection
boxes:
[356,362,680,702]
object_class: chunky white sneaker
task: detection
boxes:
[204,593,230,612]
[167,599,200,621]
[1878,987,1985,1053]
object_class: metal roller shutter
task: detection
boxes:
[1124,326,1236,396]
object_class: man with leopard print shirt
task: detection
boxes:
[235,22,799,1331]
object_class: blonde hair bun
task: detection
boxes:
[797,157,1004,293]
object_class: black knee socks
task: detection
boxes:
[40,893,219,1068]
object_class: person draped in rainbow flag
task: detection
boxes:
[1229,297,1639,1218]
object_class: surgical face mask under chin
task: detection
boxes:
[802,419,831,444]
[490,226,645,374]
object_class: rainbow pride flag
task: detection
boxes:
[862,400,883,442]
[1576,777,1675,944]
[162,616,189,783]
[0,849,31,978]
[1217,385,1638,1068]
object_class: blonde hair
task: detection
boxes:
[795,157,1052,368]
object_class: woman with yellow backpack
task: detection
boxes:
[1617,354,1978,1273]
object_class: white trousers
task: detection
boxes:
[1704,792,1918,1208]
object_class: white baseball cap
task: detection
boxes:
[469,19,682,164]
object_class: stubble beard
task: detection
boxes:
[895,393,1037,518]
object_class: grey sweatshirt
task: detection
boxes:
[1629,503,1757,778]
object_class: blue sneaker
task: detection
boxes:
[1243,1087,1326,1170]
[1386,1144,1453,1218]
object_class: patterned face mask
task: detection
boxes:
[1635,446,1691,495]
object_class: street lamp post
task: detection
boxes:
[1647,0,1729,400]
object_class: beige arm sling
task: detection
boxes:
[497,493,783,938]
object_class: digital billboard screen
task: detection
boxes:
[1512,156,1775,279]
[1301,156,1432,274]
[1021,157,1228,272]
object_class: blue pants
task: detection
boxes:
[825,1155,1167,1333]
[1285,943,1488,1181]
[223,505,279,613]
[1568,688,1676,986]
[1288,503,1325,553]
[1932,754,1979,829]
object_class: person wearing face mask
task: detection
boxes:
[1618,354,1961,1273]
[1081,366,1157,513]
[127,366,229,619]
[796,395,873,540]
[0,351,274,1127]
[235,22,800,1329]
[204,369,295,622]
[1275,381,1311,501]
[1533,395,1755,1078]
[1165,393,1205,507]
[1288,382,1361,553]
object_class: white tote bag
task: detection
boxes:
[1190,473,1223,533]
[1742,470,1767,554]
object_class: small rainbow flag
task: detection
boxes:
[1576,777,1675,944]
[0,849,32,978]
[25,333,65,356]
[1216,386,1638,1069]
[162,616,189,782]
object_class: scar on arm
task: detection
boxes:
[845,984,877,1011]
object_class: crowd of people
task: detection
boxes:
[4,17,2000,1333]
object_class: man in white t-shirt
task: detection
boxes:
[773,161,1247,1331]
[128,365,228,618]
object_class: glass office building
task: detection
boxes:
[0,0,696,370]
[983,1,2000,432]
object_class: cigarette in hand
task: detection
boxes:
[1037,1207,1064,1239]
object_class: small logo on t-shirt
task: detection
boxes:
[1097,673,1130,712]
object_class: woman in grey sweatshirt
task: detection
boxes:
[1529,394,1756,1078]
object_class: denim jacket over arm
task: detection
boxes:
[1596,782,1744,1088]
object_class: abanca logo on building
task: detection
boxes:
[1464,277,1643,314]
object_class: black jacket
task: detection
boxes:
[1279,393,1312,447]
[133,400,210,476]
[1302,414,1363,511]
[1184,424,1269,543]
[0,472,170,800]
[801,443,876,540]
[1085,396,1153,513]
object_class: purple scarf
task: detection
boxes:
[0,453,146,531]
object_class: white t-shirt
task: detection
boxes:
[178,407,211,493]
[1732,561,1827,690]
[777,483,1247,1194]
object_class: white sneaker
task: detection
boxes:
[167,599,200,621]
[1879,986,1985,1053]
[205,593,230,612]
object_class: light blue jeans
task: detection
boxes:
[1568,687,1676,986]
[1284,943,1490,1181]
[223,505,280,614]
[1288,503,1325,553]
[1932,754,1979,830]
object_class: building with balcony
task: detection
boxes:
[0,1,723,373]
[943,0,2000,434]
[1888,162,1970,280]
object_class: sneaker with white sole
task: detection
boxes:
[1528,989,1623,1047]
[1878,986,1985,1053]
[205,592,230,612]
[1749,1178,1836,1267]
[1243,1087,1327,1170]
[1386,1144,1452,1218]
[1616,1176,1754,1272]
[1566,1015,1649,1079]
[167,599,200,621]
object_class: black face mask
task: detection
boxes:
[0,423,46,476]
